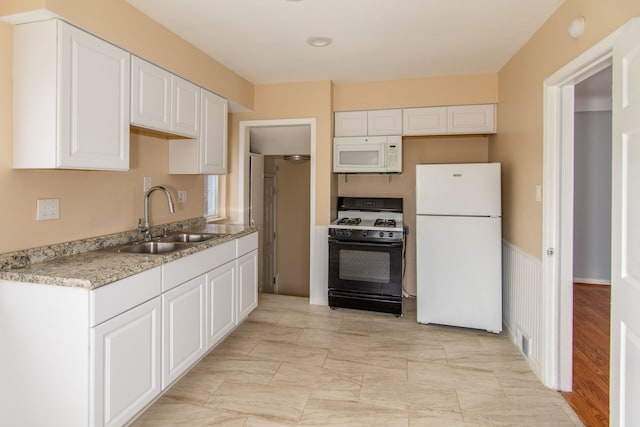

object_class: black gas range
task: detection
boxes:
[328,197,405,316]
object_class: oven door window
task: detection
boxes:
[339,249,390,283]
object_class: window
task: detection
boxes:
[204,175,219,218]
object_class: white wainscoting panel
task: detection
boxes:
[502,240,543,377]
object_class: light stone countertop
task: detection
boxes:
[0,219,258,290]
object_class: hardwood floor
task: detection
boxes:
[562,283,611,427]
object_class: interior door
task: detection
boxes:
[263,174,278,294]
[610,18,640,427]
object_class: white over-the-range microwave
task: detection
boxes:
[333,135,402,173]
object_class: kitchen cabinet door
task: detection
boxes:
[13,19,130,171]
[161,275,206,389]
[334,111,367,136]
[206,261,236,348]
[90,297,161,427]
[367,109,402,136]
[200,89,228,174]
[130,56,171,132]
[447,104,496,134]
[171,76,200,138]
[402,107,448,135]
[169,89,228,174]
[237,249,258,322]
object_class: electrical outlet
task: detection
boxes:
[535,184,542,202]
[36,199,60,221]
[143,177,152,192]
[177,190,187,204]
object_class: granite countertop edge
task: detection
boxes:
[0,218,258,290]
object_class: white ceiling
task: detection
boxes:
[126,0,565,85]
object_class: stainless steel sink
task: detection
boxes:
[159,232,225,243]
[113,241,189,254]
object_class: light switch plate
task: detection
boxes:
[143,177,152,192]
[36,199,60,221]
[177,190,187,204]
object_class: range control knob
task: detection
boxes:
[379,231,384,238]
[388,232,394,238]
[362,230,368,237]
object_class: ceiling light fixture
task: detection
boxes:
[284,154,310,163]
[307,36,332,47]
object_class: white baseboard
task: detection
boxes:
[573,278,610,286]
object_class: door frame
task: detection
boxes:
[238,118,316,300]
[542,24,626,390]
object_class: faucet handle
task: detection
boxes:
[162,226,169,237]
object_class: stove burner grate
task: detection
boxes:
[374,219,396,228]
[337,217,362,226]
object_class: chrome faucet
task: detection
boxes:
[138,185,176,241]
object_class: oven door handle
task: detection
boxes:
[329,239,403,248]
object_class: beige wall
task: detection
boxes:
[228,81,335,226]
[491,0,640,258]
[333,74,498,111]
[0,1,254,254]
[274,159,311,297]
[339,136,489,295]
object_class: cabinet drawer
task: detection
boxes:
[90,267,161,327]
[162,241,235,292]
[237,232,258,257]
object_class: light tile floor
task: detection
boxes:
[132,294,583,426]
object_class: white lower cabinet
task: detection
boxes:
[237,249,258,322]
[161,275,206,388]
[0,232,258,427]
[90,297,161,427]
[207,261,237,347]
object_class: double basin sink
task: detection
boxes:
[108,232,227,255]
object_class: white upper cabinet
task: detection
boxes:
[447,104,496,134]
[171,76,200,138]
[199,89,228,174]
[131,56,200,138]
[131,56,171,132]
[403,104,496,135]
[169,88,228,175]
[13,19,130,171]
[335,109,403,136]
[402,106,448,135]
[367,109,403,136]
[334,111,368,136]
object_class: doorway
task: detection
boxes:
[541,31,618,391]
[558,66,612,425]
[239,119,316,300]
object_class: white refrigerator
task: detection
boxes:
[415,163,502,333]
